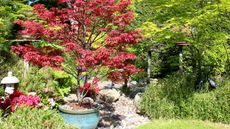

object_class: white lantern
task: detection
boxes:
[1,72,20,95]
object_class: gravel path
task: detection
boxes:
[97,94,150,129]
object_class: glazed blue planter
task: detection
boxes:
[59,106,100,129]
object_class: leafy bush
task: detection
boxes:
[0,107,77,129]
[141,72,230,123]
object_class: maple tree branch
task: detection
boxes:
[87,22,97,44]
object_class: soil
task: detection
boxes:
[66,102,93,110]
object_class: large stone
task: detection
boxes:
[63,94,78,102]
[82,97,94,104]
[129,87,145,98]
[99,89,121,102]
[113,83,123,89]
[98,80,113,89]
[134,93,143,112]
[127,81,137,87]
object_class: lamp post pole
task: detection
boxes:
[23,60,29,78]
[147,50,152,84]
[179,46,183,71]
[176,42,190,71]
[147,44,164,84]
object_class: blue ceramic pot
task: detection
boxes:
[59,105,100,129]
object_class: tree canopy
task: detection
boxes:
[0,0,32,44]
[12,0,142,96]
[134,0,230,76]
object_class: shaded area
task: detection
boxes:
[97,100,123,128]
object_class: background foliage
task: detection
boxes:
[134,0,230,77]
[135,0,230,124]
[0,0,32,44]
[0,0,33,78]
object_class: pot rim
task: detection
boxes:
[58,105,99,115]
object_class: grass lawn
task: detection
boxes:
[135,119,230,129]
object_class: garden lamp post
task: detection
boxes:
[176,42,190,71]
[1,72,20,95]
[147,44,165,84]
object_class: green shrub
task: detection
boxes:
[16,66,76,105]
[181,81,230,123]
[141,72,230,123]
[0,107,77,129]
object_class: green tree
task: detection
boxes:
[134,0,230,77]
[0,0,32,44]
[0,0,32,77]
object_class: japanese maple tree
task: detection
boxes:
[12,0,142,102]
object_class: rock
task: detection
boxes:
[128,81,137,87]
[97,81,150,129]
[138,78,146,85]
[82,97,94,104]
[134,93,143,112]
[97,93,149,129]
[129,87,145,98]
[150,78,158,84]
[99,89,121,103]
[63,94,78,102]
[113,83,123,89]
[98,80,113,90]
[60,104,74,110]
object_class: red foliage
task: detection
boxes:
[10,95,41,111]
[11,44,64,69]
[0,90,41,112]
[12,0,142,84]
[0,90,23,111]
[80,77,100,94]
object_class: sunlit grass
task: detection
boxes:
[136,119,230,129]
